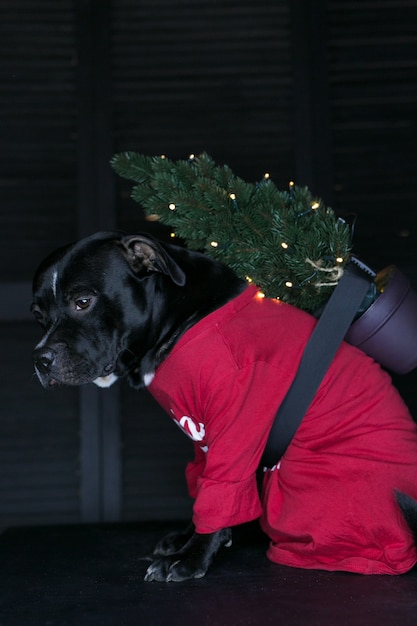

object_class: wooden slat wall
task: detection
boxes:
[0,324,79,530]
[110,0,294,235]
[327,0,417,271]
[0,1,78,281]
[0,2,81,528]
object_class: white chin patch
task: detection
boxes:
[143,372,155,387]
[93,373,119,388]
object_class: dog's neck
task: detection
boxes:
[126,256,247,389]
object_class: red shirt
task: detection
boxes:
[149,285,417,574]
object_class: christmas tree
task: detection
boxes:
[111,151,352,313]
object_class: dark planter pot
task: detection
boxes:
[345,266,417,375]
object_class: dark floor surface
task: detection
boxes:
[0,521,416,626]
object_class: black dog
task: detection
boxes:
[32,231,417,582]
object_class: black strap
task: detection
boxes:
[261,257,375,469]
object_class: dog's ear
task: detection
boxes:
[120,235,186,286]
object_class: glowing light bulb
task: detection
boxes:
[170,232,176,238]
[229,193,236,200]
[311,202,320,210]
[336,257,344,263]
[257,291,265,299]
[169,203,176,211]
[281,242,289,249]
[210,241,219,247]
[285,281,293,288]
[245,276,253,283]
[264,172,270,179]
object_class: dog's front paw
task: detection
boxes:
[144,554,207,582]
[144,528,232,582]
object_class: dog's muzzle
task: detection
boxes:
[33,344,117,387]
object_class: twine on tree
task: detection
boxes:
[306,258,344,287]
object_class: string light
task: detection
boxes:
[297,198,320,220]
[285,281,293,288]
[336,257,344,263]
[281,242,289,249]
[288,181,295,204]
[169,203,176,211]
[256,173,271,189]
[189,153,195,160]
[170,232,176,238]
[160,154,166,159]
[245,276,253,283]
[229,192,239,210]
[210,241,219,247]
[256,291,265,299]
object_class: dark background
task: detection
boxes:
[1,0,416,529]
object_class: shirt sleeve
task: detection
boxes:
[188,362,288,534]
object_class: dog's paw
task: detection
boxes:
[144,555,207,582]
[144,528,232,582]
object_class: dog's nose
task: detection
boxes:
[33,348,56,374]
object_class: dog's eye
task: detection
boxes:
[74,297,91,311]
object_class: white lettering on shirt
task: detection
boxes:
[170,410,208,452]
[179,415,205,441]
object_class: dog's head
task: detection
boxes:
[31,231,186,389]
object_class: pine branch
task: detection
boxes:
[111,152,351,312]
